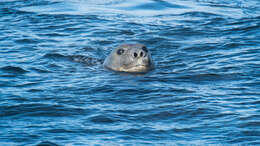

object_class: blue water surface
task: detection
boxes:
[0,0,260,145]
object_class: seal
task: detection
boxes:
[103,44,154,73]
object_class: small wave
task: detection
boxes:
[0,7,35,15]
[0,66,28,74]
[138,111,177,122]
[175,73,244,82]
[180,11,222,17]
[89,115,116,124]
[39,32,69,37]
[36,141,59,146]
[119,126,180,140]
[14,82,39,88]
[30,67,53,73]
[224,21,260,34]
[43,53,67,60]
[126,1,187,11]
[27,89,43,93]
[14,38,39,44]
[0,103,87,118]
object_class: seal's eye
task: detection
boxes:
[142,46,148,52]
[117,49,124,55]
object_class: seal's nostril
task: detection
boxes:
[140,52,143,57]
[134,52,138,58]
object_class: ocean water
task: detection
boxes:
[0,0,260,145]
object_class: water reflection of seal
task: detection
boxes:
[103,44,154,73]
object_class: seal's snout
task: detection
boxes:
[133,50,147,58]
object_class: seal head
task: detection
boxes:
[103,44,154,73]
